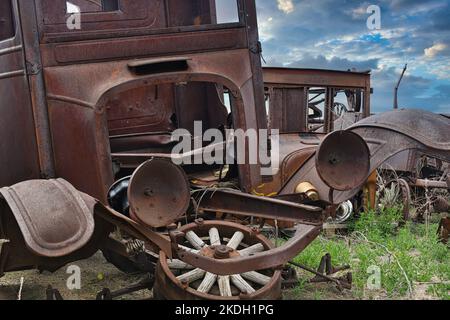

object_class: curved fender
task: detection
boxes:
[0,179,95,258]
[281,109,450,204]
[0,178,172,276]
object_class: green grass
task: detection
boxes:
[289,207,450,300]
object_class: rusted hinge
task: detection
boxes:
[25,61,41,75]
[250,41,266,64]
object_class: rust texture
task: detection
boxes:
[0,0,448,298]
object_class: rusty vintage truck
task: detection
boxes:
[0,0,449,300]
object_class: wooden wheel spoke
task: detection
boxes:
[197,272,217,293]
[242,271,271,286]
[227,231,244,250]
[178,245,200,254]
[230,274,255,294]
[186,231,206,250]
[218,276,232,297]
[167,259,194,270]
[238,243,264,256]
[177,268,205,283]
[209,228,221,246]
[168,226,274,299]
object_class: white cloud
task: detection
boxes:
[428,63,450,79]
[277,0,294,14]
[258,18,275,41]
[424,43,448,58]
[351,4,369,19]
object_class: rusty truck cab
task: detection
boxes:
[248,67,372,197]
[0,0,275,277]
[0,0,267,204]
[263,67,372,134]
[0,1,41,188]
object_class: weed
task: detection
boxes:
[288,206,449,300]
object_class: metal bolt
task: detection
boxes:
[194,218,204,226]
[214,245,232,259]
[144,188,154,196]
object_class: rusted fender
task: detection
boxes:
[351,109,450,151]
[0,179,95,258]
[281,109,450,204]
[0,178,172,260]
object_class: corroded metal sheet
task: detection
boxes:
[350,109,450,150]
[315,131,370,191]
[0,179,95,257]
[128,159,191,228]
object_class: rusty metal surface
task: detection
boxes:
[250,134,323,196]
[37,0,245,43]
[381,149,418,173]
[0,0,332,286]
[351,109,450,151]
[413,179,449,189]
[263,67,372,134]
[0,1,15,40]
[0,179,95,257]
[128,159,191,228]
[397,179,412,221]
[19,0,56,179]
[195,189,324,225]
[91,198,173,259]
[263,67,371,89]
[315,131,370,191]
[106,84,176,137]
[43,50,264,199]
[258,68,371,199]
[0,0,263,203]
[269,87,309,132]
[0,191,110,275]
[0,0,41,188]
[433,197,450,213]
[2,1,446,295]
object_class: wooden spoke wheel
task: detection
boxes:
[153,220,282,300]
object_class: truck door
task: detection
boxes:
[0,0,40,186]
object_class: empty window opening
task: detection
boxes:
[0,0,15,41]
[216,0,239,24]
[66,0,119,14]
[168,0,240,27]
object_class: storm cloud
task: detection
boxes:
[256,0,450,113]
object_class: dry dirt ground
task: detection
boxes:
[0,252,152,300]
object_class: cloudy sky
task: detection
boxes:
[255,0,450,113]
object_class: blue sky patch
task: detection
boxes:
[256,0,450,113]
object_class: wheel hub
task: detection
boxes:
[153,220,282,300]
